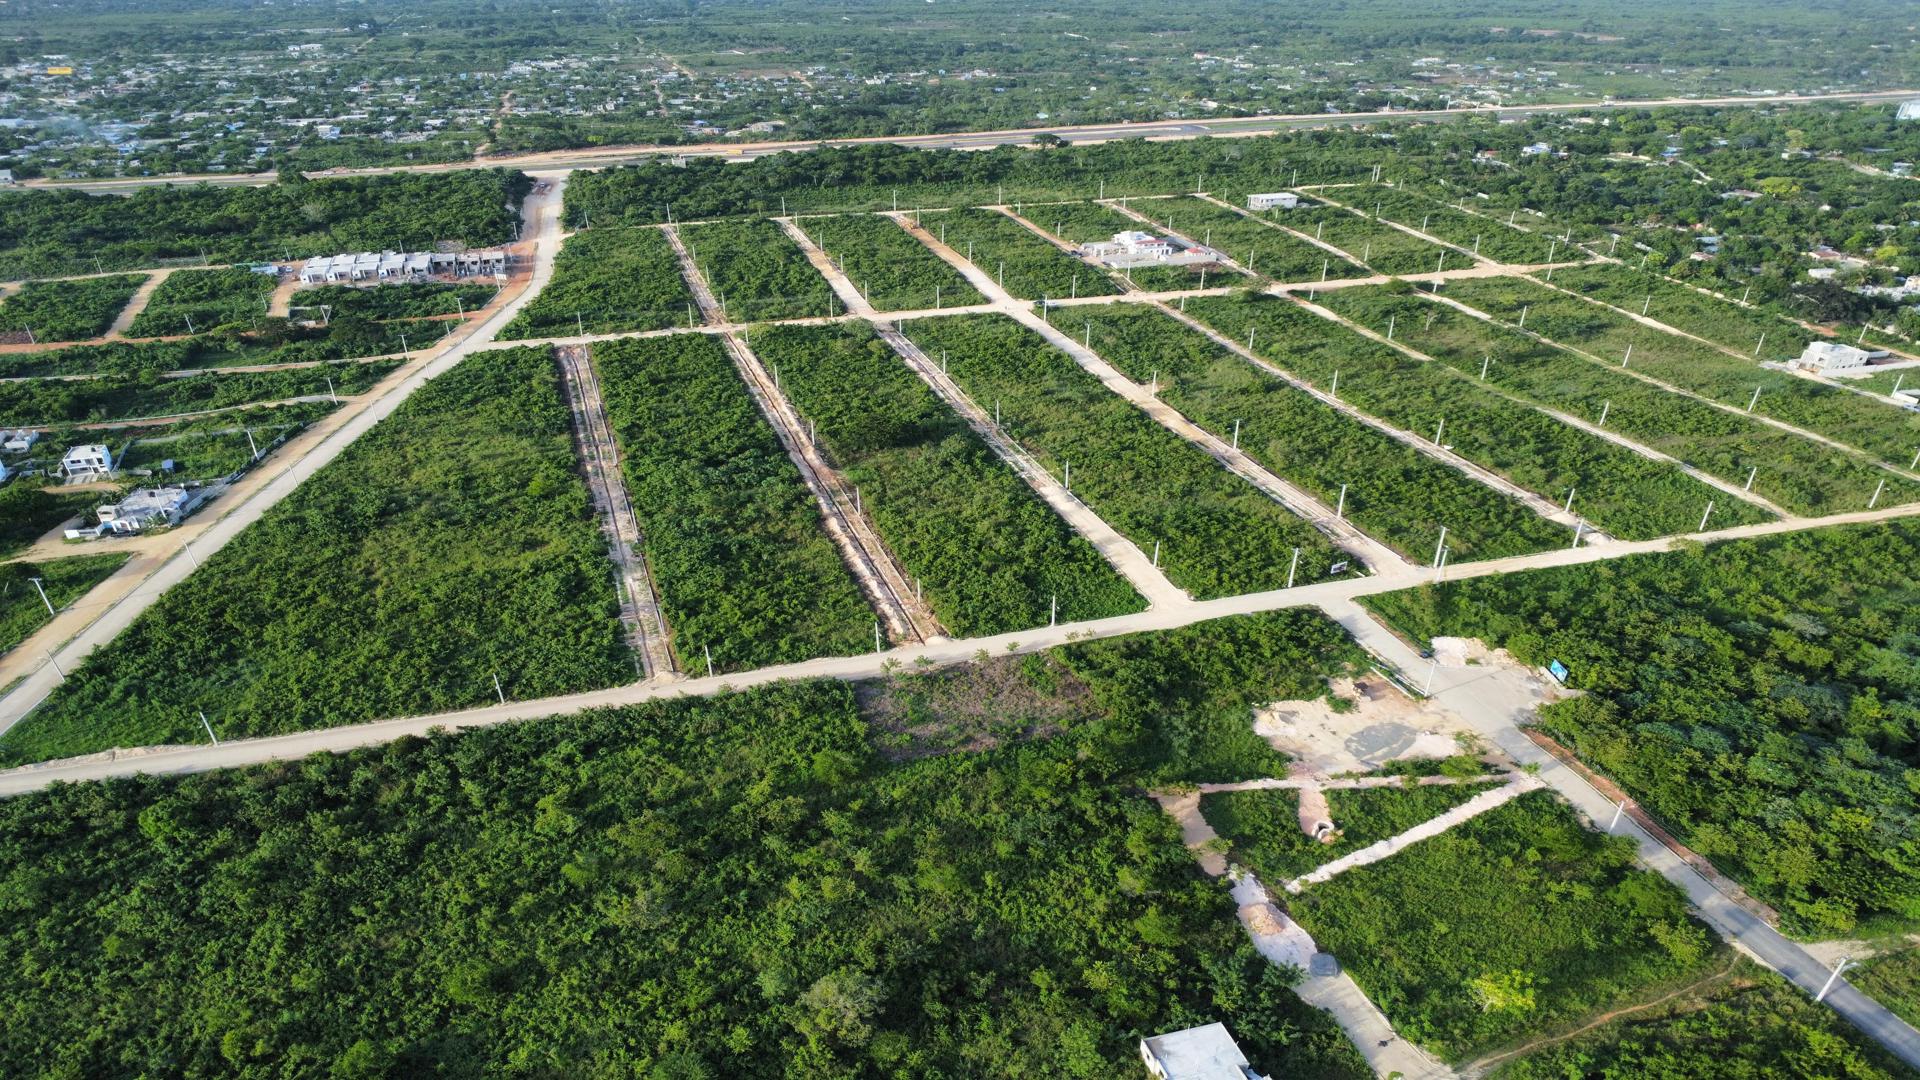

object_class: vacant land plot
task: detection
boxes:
[1491,960,1911,1078]
[1290,204,1454,276]
[1185,293,1768,538]
[0,318,451,379]
[1364,519,1920,937]
[798,213,984,311]
[126,268,277,337]
[903,313,1344,598]
[292,283,498,322]
[919,208,1119,300]
[1441,276,1920,468]
[594,333,871,670]
[1326,285,1905,518]
[1076,303,1568,559]
[0,359,398,426]
[1291,790,1719,1062]
[0,274,145,343]
[111,403,331,480]
[0,554,130,655]
[1542,263,1815,362]
[1204,780,1499,881]
[1350,189,1555,265]
[0,486,96,557]
[0,347,631,764]
[680,218,835,322]
[753,321,1144,635]
[1119,196,1362,282]
[500,226,694,338]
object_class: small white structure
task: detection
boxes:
[1794,341,1888,373]
[61,444,114,479]
[0,169,14,186]
[97,486,198,534]
[1,428,40,453]
[0,459,10,484]
[1140,1023,1267,1080]
[1898,99,1920,121]
[1248,192,1299,211]
[1081,230,1219,269]
[297,248,496,286]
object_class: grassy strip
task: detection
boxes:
[1325,284,1904,517]
[500,227,694,338]
[1,347,631,764]
[291,283,497,322]
[1205,780,1500,881]
[0,274,146,342]
[755,321,1145,635]
[798,213,985,311]
[1441,276,1920,469]
[0,554,130,655]
[918,208,1119,300]
[1077,303,1567,559]
[902,313,1345,598]
[1290,202,1453,276]
[1292,790,1719,1062]
[680,218,835,322]
[1354,188,1555,264]
[1186,292,1767,538]
[1542,263,1816,362]
[127,268,277,337]
[1120,196,1363,282]
[594,334,872,670]
[0,359,399,426]
[0,318,451,378]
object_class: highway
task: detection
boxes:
[24,89,1920,195]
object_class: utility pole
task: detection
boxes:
[1699,500,1715,532]
[245,427,260,461]
[28,577,54,617]
[1286,547,1300,589]
[1151,540,1161,568]
[1816,957,1855,1004]
[704,644,714,679]
[1231,419,1242,450]
[1747,385,1762,413]
[493,672,506,704]
[1598,400,1610,427]
[1480,354,1491,380]
[1870,478,1887,510]
[1562,487,1575,515]
[1432,525,1449,569]
[199,711,219,746]
[1335,483,1347,520]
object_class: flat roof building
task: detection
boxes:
[1140,1024,1267,1080]
[97,486,199,533]
[1248,192,1299,211]
[1795,341,1888,372]
[1,428,40,453]
[62,443,113,479]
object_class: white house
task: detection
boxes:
[97,486,198,534]
[1,428,39,453]
[1082,230,1219,269]
[1898,99,1920,121]
[1140,1024,1267,1080]
[61,444,114,479]
[1794,341,1888,373]
[1521,141,1554,157]
[1248,192,1299,211]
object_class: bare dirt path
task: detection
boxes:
[106,270,171,337]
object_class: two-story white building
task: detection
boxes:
[1140,1024,1267,1080]
[97,486,200,534]
[1794,341,1888,373]
[61,444,114,479]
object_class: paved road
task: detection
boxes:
[25,90,1920,195]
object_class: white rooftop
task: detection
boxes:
[1141,1023,1263,1080]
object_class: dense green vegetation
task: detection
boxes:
[593,334,871,670]
[291,282,497,322]
[0,358,397,425]
[0,170,531,279]
[1077,303,1568,560]
[1542,263,1816,361]
[1364,520,1920,937]
[919,208,1118,300]
[903,313,1345,598]
[1856,949,1920,1031]
[0,632,1375,1078]
[500,226,693,338]
[1441,276,1920,471]
[753,321,1144,635]
[0,316,447,378]
[1322,284,1898,518]
[1055,608,1367,785]
[0,485,96,556]
[0,553,129,654]
[0,273,144,342]
[112,404,329,480]
[1491,961,1913,1078]
[126,267,276,337]
[1121,196,1361,283]
[1292,790,1719,1061]
[1347,188,1554,265]
[1290,203,1453,276]
[1204,779,1500,881]
[680,218,835,322]
[799,213,985,312]
[1185,291,1768,538]
[1,347,630,764]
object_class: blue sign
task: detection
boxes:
[1547,659,1570,685]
